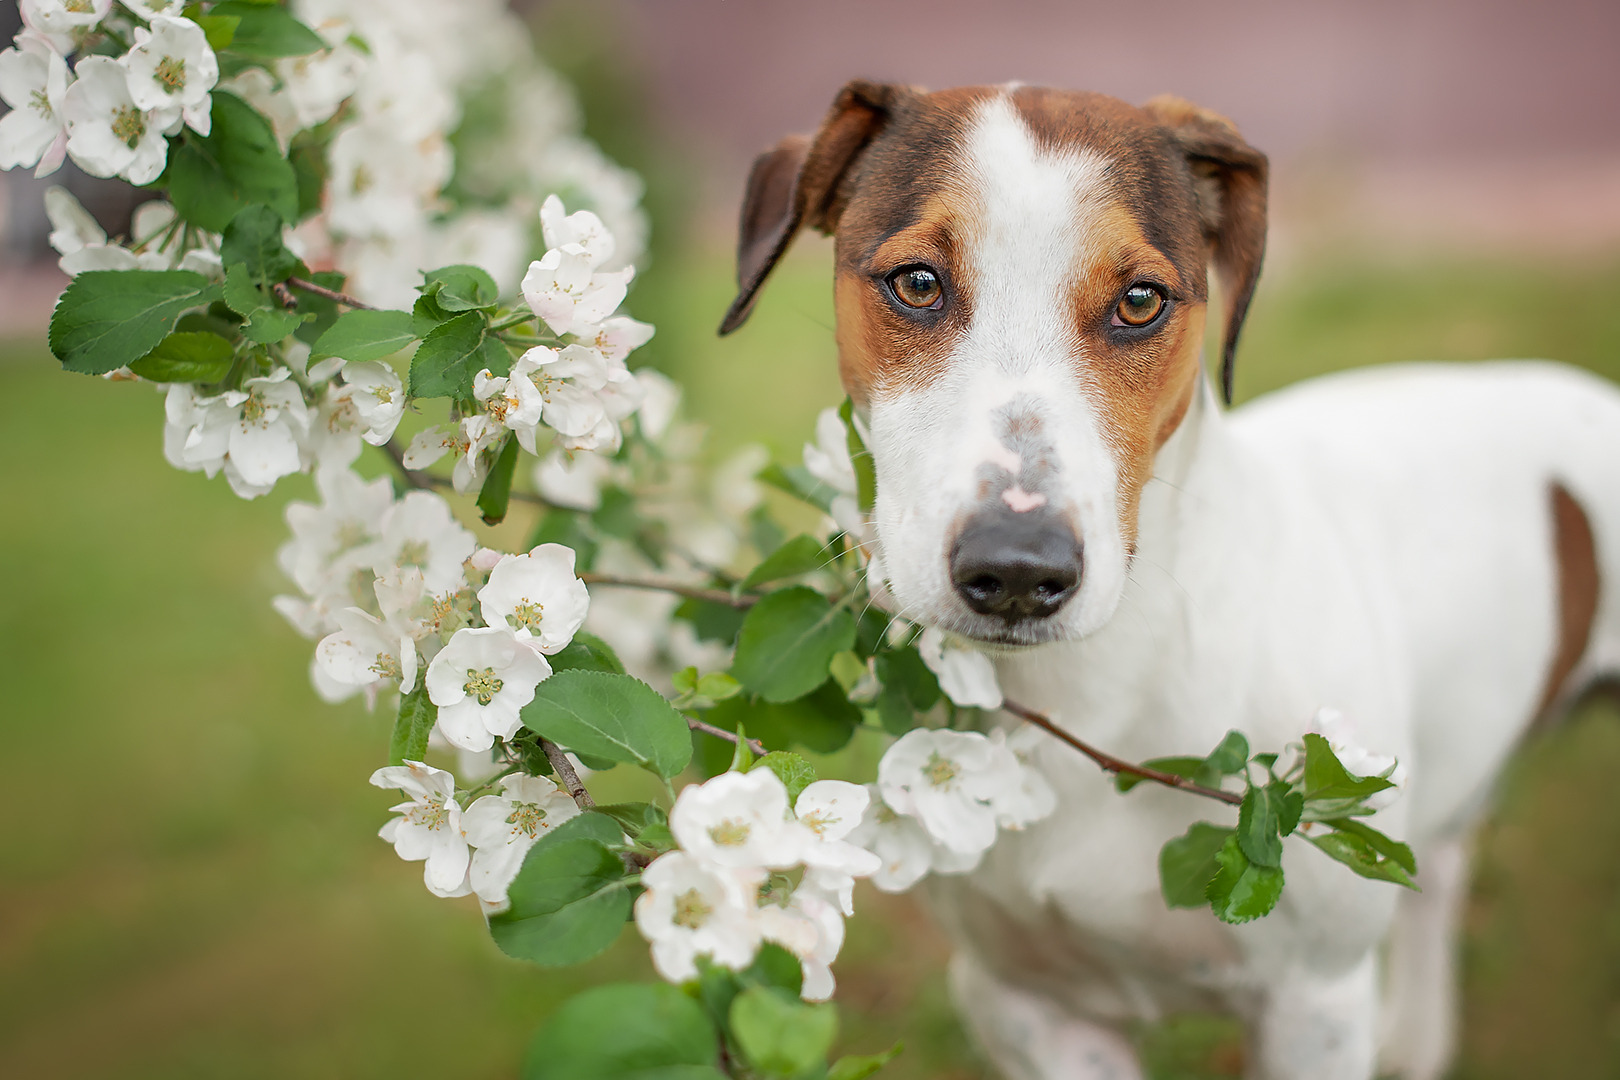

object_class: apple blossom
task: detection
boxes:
[61,56,179,185]
[756,889,847,1001]
[918,625,1004,709]
[877,728,1008,857]
[371,761,471,898]
[584,314,656,366]
[20,0,112,54]
[669,768,804,870]
[634,851,765,983]
[510,344,612,443]
[538,194,615,266]
[369,490,476,594]
[315,606,418,707]
[802,405,869,539]
[425,626,552,752]
[477,544,590,654]
[845,785,986,893]
[533,448,614,511]
[793,781,882,915]
[123,15,217,135]
[0,32,69,176]
[521,245,633,337]
[461,774,582,907]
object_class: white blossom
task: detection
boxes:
[521,246,633,338]
[371,760,471,898]
[533,448,614,512]
[585,315,655,367]
[314,606,418,706]
[802,406,868,539]
[425,626,551,752]
[756,889,846,1001]
[0,32,69,176]
[462,773,582,908]
[510,344,612,444]
[123,15,217,135]
[330,360,406,446]
[538,194,614,266]
[634,851,765,983]
[20,0,113,54]
[669,768,804,870]
[918,625,1004,709]
[61,55,178,185]
[369,490,476,594]
[472,365,544,451]
[877,728,1007,857]
[477,544,590,654]
[793,781,882,915]
[161,370,312,499]
[845,787,985,892]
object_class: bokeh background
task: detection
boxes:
[4,1,1620,1077]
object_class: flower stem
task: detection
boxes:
[1000,698,1244,806]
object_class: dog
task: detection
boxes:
[717,81,1620,1079]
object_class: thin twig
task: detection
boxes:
[379,438,436,492]
[287,276,375,310]
[1001,698,1243,806]
[687,716,767,757]
[580,573,758,609]
[540,737,595,809]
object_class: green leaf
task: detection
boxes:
[757,462,836,514]
[222,262,302,343]
[211,1,325,58]
[1303,733,1396,803]
[829,650,865,693]
[828,1045,903,1080]
[50,270,223,375]
[839,397,877,514]
[1202,730,1251,777]
[488,813,632,967]
[744,942,806,998]
[674,597,747,646]
[312,308,420,362]
[168,91,298,231]
[741,534,832,590]
[594,802,669,842]
[1205,834,1285,924]
[477,436,519,525]
[409,310,488,399]
[128,330,234,383]
[547,631,627,675]
[387,685,436,766]
[420,263,500,312]
[1327,816,1417,874]
[705,681,861,758]
[523,982,723,1080]
[1159,823,1234,908]
[523,670,693,778]
[873,647,940,735]
[193,13,240,51]
[728,722,756,773]
[219,204,300,286]
[750,751,818,803]
[1237,786,1283,869]
[1307,829,1417,890]
[1117,756,1203,794]
[730,986,838,1079]
[731,587,857,703]
[1272,780,1304,837]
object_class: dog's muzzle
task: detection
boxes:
[949,507,1083,621]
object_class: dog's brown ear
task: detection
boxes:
[1143,96,1268,405]
[719,80,900,335]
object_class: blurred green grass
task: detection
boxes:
[3,248,1620,1079]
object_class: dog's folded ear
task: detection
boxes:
[1142,96,1268,405]
[719,80,900,335]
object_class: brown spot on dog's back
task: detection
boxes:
[1536,482,1601,718]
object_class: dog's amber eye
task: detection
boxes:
[889,266,943,310]
[1114,284,1166,327]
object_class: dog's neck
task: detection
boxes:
[995,365,1258,754]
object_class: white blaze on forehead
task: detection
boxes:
[862,92,1131,639]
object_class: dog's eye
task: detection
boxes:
[888,266,944,310]
[1113,284,1166,327]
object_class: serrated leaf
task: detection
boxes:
[477,435,519,524]
[839,397,876,514]
[1206,833,1285,924]
[1272,780,1305,836]
[1303,733,1396,803]
[1202,730,1250,777]
[1307,829,1418,890]
[222,262,302,343]
[731,587,857,703]
[705,681,861,756]
[128,330,234,382]
[523,983,723,1080]
[387,685,436,766]
[50,270,223,375]
[523,670,693,778]
[488,813,631,967]
[168,91,298,231]
[750,751,818,802]
[212,1,325,57]
[741,534,832,590]
[547,631,626,675]
[730,986,838,1079]
[420,263,500,312]
[409,310,488,399]
[220,204,300,286]
[312,308,419,362]
[1237,786,1283,868]
[829,1044,903,1080]
[1159,822,1234,908]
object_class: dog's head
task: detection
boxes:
[721,83,1267,647]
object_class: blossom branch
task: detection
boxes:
[287,276,375,310]
[687,716,767,757]
[579,573,758,609]
[538,737,595,809]
[1000,698,1243,806]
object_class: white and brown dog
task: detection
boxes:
[719,81,1620,1080]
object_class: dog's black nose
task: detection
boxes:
[949,509,1082,620]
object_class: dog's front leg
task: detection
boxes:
[1251,953,1380,1080]
[948,952,1144,1080]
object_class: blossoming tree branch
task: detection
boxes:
[13,1,1419,1075]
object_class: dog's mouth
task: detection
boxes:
[936,611,1074,652]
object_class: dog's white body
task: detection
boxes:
[930,363,1620,1079]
